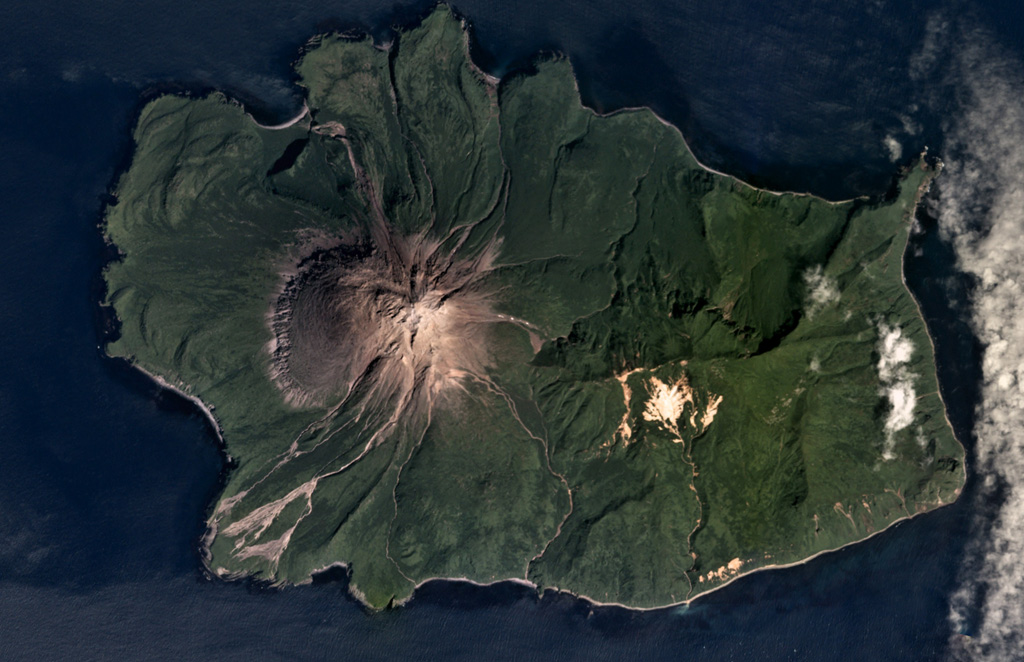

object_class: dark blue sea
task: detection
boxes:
[1,1,1018,659]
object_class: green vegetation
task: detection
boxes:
[104,6,965,609]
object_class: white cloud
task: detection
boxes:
[919,18,1024,660]
[909,12,951,81]
[60,64,83,83]
[803,265,840,319]
[901,111,922,136]
[884,134,903,162]
[876,321,916,460]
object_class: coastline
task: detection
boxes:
[568,75,864,206]
[297,475,955,613]
[249,101,310,130]
[127,359,225,445]
[103,4,967,615]
[391,503,940,614]
[123,360,235,571]
[898,158,970,480]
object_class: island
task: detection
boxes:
[103,5,965,609]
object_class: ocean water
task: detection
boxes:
[0,1,1019,659]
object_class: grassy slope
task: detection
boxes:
[104,6,964,609]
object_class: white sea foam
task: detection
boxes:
[913,17,1024,660]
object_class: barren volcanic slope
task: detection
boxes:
[103,6,965,609]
